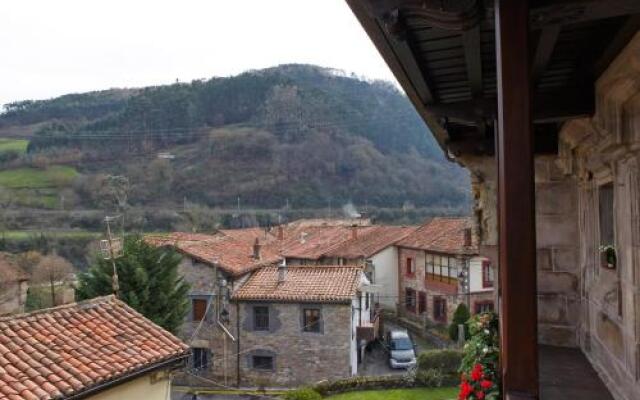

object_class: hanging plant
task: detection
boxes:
[599,245,616,270]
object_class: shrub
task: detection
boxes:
[448,303,471,341]
[458,312,501,400]
[312,375,409,397]
[415,368,445,387]
[417,349,463,375]
[282,388,321,400]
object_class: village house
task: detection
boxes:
[145,231,281,386]
[231,264,372,386]
[396,218,493,325]
[0,295,188,400]
[322,225,416,310]
[0,253,29,316]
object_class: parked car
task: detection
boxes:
[386,329,417,369]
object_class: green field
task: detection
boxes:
[326,388,458,400]
[0,138,29,154]
[0,230,101,240]
[0,166,78,189]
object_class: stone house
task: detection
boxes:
[396,218,494,325]
[0,295,188,400]
[0,253,29,316]
[145,231,282,385]
[231,265,371,386]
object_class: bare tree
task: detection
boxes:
[14,250,43,275]
[32,254,74,307]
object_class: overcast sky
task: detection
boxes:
[0,0,397,108]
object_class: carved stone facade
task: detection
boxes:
[460,32,640,400]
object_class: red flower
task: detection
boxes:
[476,391,485,399]
[480,379,493,389]
[459,381,473,399]
[471,364,484,381]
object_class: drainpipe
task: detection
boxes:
[236,301,241,387]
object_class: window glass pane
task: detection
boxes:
[253,356,273,370]
[303,308,321,332]
[193,348,209,370]
[599,183,614,246]
[254,306,270,331]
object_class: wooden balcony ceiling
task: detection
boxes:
[348,0,640,156]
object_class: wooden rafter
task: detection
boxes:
[530,0,640,28]
[593,14,640,78]
[462,25,483,97]
[531,25,560,83]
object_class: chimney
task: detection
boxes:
[464,228,472,247]
[253,238,262,260]
[277,260,287,283]
[277,225,284,240]
[351,226,358,240]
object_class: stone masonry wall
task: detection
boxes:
[238,302,352,387]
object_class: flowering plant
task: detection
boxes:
[458,312,500,400]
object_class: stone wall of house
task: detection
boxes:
[458,31,640,400]
[0,280,28,316]
[237,302,352,387]
[174,257,239,386]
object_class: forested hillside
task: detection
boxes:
[0,64,470,222]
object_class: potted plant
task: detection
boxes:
[599,245,617,269]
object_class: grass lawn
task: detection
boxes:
[326,387,458,400]
[0,165,78,188]
[0,138,28,154]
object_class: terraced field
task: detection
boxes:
[0,166,78,189]
[0,138,29,154]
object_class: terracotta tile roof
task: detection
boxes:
[278,226,377,260]
[396,217,477,255]
[0,295,188,400]
[324,226,417,259]
[0,253,28,283]
[232,266,361,303]
[145,232,282,277]
[218,228,278,245]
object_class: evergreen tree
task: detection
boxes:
[448,303,471,341]
[76,235,189,334]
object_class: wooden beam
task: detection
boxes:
[382,9,435,104]
[463,25,483,97]
[426,87,594,123]
[530,0,640,28]
[593,14,640,77]
[495,1,539,400]
[531,25,560,82]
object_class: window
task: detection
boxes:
[406,257,415,276]
[192,298,208,321]
[303,308,321,332]
[599,182,614,246]
[365,292,370,310]
[482,261,494,288]
[425,253,434,275]
[475,301,494,314]
[252,355,274,370]
[405,288,416,312]
[418,292,426,314]
[192,348,209,370]
[433,297,447,322]
[253,306,270,331]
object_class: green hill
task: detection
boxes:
[0,64,471,214]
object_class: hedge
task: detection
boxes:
[417,349,463,375]
[311,375,411,397]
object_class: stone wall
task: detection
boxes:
[458,31,640,400]
[174,257,239,386]
[0,280,28,316]
[237,302,352,387]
